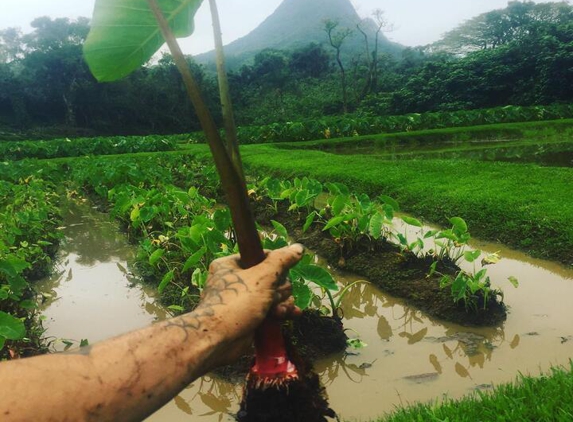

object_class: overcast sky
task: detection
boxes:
[1,0,569,54]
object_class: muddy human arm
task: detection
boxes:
[0,244,303,422]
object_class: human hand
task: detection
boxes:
[195,244,304,367]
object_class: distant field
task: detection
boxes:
[219,120,573,265]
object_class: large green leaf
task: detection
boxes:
[84,0,204,82]
[292,264,338,291]
[0,311,25,340]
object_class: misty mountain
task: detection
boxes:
[194,0,403,69]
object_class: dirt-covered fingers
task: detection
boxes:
[257,244,304,287]
[271,296,302,320]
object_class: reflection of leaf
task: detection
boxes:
[199,392,231,412]
[509,334,520,349]
[443,344,453,359]
[455,362,472,379]
[377,316,393,340]
[174,395,192,415]
[470,352,485,369]
[116,263,127,274]
[407,327,428,345]
[429,354,442,374]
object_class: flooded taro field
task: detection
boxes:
[328,138,573,168]
[38,199,573,421]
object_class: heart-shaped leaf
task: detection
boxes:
[84,0,204,82]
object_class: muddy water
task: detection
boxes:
[38,201,573,421]
[37,200,167,350]
[330,138,573,167]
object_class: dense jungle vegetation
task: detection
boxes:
[0,1,571,138]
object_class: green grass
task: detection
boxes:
[372,363,573,422]
[228,122,573,266]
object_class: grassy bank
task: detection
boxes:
[373,363,573,421]
[236,144,573,266]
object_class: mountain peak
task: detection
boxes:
[195,0,402,67]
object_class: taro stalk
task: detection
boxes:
[83,0,333,420]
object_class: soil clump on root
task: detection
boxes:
[214,310,348,382]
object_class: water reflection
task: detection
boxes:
[328,138,573,167]
[60,201,131,266]
[37,200,161,350]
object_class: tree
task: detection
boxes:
[324,19,353,113]
[289,43,330,78]
[19,17,92,126]
[356,9,393,97]
[435,1,573,54]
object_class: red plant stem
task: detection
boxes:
[252,320,297,377]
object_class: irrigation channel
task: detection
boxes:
[37,200,573,421]
[329,137,573,167]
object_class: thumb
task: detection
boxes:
[261,243,304,282]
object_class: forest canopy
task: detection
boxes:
[0,1,571,137]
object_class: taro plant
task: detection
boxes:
[84,2,334,416]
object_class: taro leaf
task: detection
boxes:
[449,217,468,233]
[213,208,231,232]
[197,268,209,289]
[149,248,165,266]
[262,237,288,250]
[463,250,481,263]
[271,220,288,239]
[357,214,370,233]
[368,212,384,239]
[292,263,338,291]
[158,270,174,293]
[324,182,341,195]
[18,300,37,310]
[139,206,156,223]
[294,189,310,208]
[383,203,394,220]
[182,246,206,272]
[402,216,422,228]
[302,211,316,233]
[323,216,345,231]
[204,229,228,253]
[331,195,348,216]
[0,311,25,340]
[0,336,5,351]
[424,229,439,239]
[291,278,312,310]
[0,256,30,278]
[84,0,204,82]
[379,195,400,212]
[130,206,141,223]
